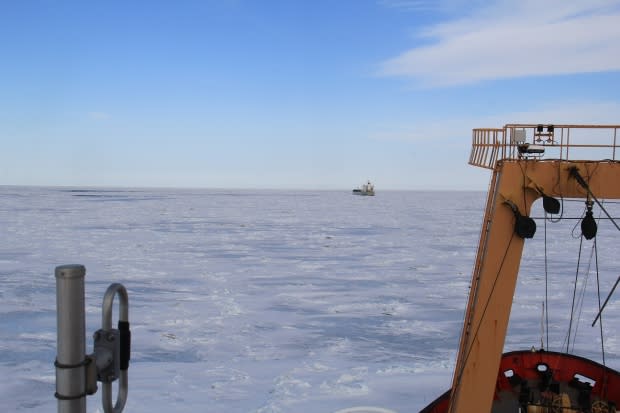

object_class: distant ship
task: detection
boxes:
[352,181,375,196]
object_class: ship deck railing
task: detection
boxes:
[469,124,620,169]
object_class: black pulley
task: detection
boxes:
[515,214,537,239]
[581,210,597,240]
[542,195,561,215]
[505,200,537,239]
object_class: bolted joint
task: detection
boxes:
[93,328,120,383]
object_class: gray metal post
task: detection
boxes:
[55,264,87,413]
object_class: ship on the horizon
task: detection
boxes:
[352,181,375,196]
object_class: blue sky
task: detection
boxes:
[2,0,620,190]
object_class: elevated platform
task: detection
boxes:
[469,124,620,170]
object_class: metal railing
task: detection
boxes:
[469,124,620,170]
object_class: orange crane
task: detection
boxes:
[422,124,620,413]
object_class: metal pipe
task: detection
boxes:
[55,264,87,413]
[102,283,129,329]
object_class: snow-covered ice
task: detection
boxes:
[1,187,619,412]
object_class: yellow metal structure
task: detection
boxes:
[448,124,620,413]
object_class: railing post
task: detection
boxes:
[55,264,87,413]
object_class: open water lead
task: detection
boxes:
[55,265,130,413]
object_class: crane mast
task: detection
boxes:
[447,124,620,412]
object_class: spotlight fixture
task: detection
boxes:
[534,124,555,144]
[517,143,545,156]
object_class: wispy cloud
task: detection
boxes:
[483,101,620,126]
[379,0,489,14]
[380,0,620,86]
[370,101,620,142]
[378,0,442,12]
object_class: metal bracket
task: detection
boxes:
[94,329,120,383]
[85,354,98,396]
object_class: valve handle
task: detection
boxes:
[101,283,130,413]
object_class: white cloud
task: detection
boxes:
[380,0,620,86]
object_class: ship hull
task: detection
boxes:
[421,350,620,413]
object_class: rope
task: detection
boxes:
[569,167,620,233]
[571,207,605,352]
[544,212,549,350]
[450,233,515,413]
[585,236,610,400]
[570,206,586,239]
[571,241,594,353]
[594,238,606,368]
[592,275,620,327]
[566,235,584,353]
[590,201,620,329]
